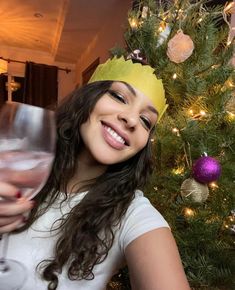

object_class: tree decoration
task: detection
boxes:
[192,156,221,184]
[156,22,171,47]
[126,49,148,64]
[181,178,209,203]
[167,30,194,63]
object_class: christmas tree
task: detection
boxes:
[108,0,235,289]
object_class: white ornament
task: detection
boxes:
[127,49,143,61]
[157,24,171,47]
[167,30,194,63]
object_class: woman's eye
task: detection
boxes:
[140,116,151,130]
[108,90,127,104]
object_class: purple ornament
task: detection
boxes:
[192,156,221,184]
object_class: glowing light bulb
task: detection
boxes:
[172,127,179,133]
[172,166,184,175]
[227,80,234,87]
[184,207,195,217]
[227,39,232,46]
[227,112,235,121]
[200,110,206,116]
[209,182,218,189]
[172,73,177,79]
[128,17,138,29]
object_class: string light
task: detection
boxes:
[200,110,206,116]
[197,17,203,23]
[227,80,235,87]
[172,73,177,79]
[209,182,219,190]
[229,216,235,222]
[227,112,235,121]
[226,39,232,46]
[183,207,195,217]
[128,17,138,30]
[172,166,185,175]
[172,128,180,136]
[188,109,194,116]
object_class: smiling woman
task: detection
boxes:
[0,56,190,290]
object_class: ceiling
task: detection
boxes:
[0,0,131,64]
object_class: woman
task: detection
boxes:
[0,57,191,290]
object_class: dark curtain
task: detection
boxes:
[0,74,7,108]
[23,62,58,108]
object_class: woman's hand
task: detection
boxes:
[0,182,34,233]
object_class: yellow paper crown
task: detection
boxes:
[88,56,168,121]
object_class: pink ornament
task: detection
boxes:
[167,30,194,63]
[192,156,221,184]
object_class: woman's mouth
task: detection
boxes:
[101,122,129,150]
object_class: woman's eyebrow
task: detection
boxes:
[147,105,158,116]
[120,82,136,96]
[120,81,159,116]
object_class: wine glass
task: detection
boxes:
[0,101,56,290]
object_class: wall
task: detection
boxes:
[75,0,132,85]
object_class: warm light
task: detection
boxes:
[5,77,21,92]
[227,112,235,121]
[188,109,194,115]
[172,127,179,133]
[128,17,138,29]
[227,80,235,87]
[209,182,218,189]
[225,224,229,228]
[150,138,155,142]
[229,216,235,222]
[200,110,206,116]
[0,59,8,74]
[172,73,177,79]
[198,18,203,23]
[172,166,185,175]
[158,21,166,32]
[184,207,195,217]
[227,39,232,46]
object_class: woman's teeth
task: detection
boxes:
[105,126,125,144]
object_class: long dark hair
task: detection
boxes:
[22,81,155,289]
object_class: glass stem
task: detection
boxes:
[0,233,10,272]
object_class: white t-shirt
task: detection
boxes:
[7,190,169,290]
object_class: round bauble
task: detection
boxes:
[167,30,194,63]
[192,156,221,184]
[181,178,209,203]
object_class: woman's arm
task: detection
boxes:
[125,227,191,290]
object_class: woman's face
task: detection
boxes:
[79,81,158,165]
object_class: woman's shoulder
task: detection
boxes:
[117,189,170,252]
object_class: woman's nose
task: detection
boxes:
[118,111,138,130]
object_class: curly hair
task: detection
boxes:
[20,81,155,289]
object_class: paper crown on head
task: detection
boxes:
[88,56,168,121]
